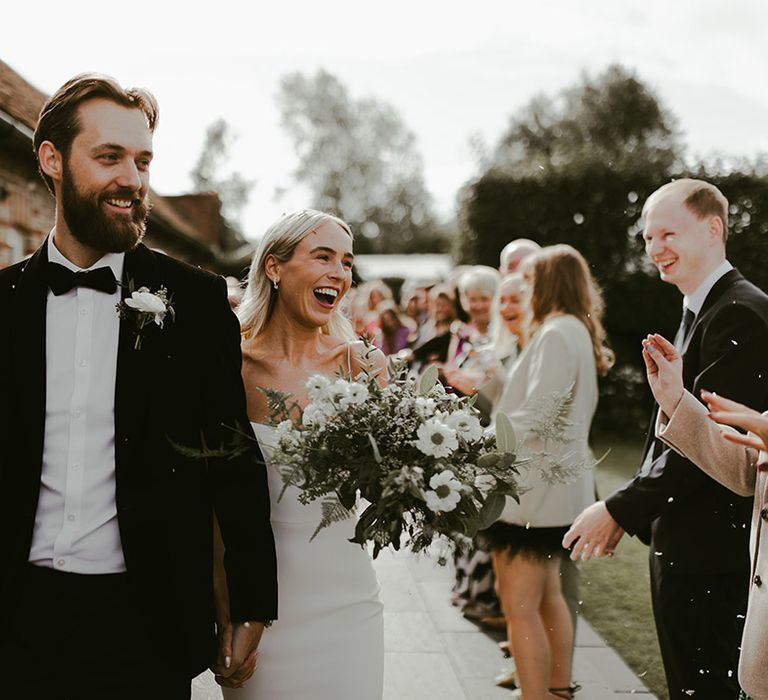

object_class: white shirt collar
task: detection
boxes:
[684,260,733,316]
[48,229,125,282]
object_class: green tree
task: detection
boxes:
[456,65,686,433]
[190,118,254,224]
[488,64,682,179]
[277,70,444,254]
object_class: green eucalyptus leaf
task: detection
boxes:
[495,411,517,454]
[477,453,500,468]
[418,364,439,395]
[368,433,383,464]
[477,493,506,530]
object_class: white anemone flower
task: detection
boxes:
[327,379,352,405]
[275,419,300,445]
[414,397,437,416]
[415,419,458,458]
[446,410,483,442]
[340,382,369,408]
[305,374,332,400]
[302,403,329,427]
[424,469,463,512]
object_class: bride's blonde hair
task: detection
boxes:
[237,209,356,340]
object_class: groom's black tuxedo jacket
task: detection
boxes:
[606,269,768,575]
[0,241,277,677]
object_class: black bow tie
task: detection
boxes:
[48,262,118,296]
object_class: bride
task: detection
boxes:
[217,210,385,699]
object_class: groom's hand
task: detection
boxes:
[214,621,264,689]
[562,501,624,561]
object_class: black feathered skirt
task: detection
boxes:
[479,521,569,561]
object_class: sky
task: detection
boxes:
[4,0,768,240]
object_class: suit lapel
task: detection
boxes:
[12,243,49,472]
[680,268,742,357]
[114,244,161,448]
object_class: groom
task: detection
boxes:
[0,74,277,699]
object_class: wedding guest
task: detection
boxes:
[500,238,541,274]
[443,273,526,631]
[444,265,500,373]
[564,179,768,700]
[444,272,526,420]
[371,301,413,356]
[357,279,394,337]
[485,244,613,700]
[410,284,458,366]
[642,332,768,700]
[0,73,276,699]
[400,282,430,345]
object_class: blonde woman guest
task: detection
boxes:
[642,332,768,700]
[440,266,500,391]
[444,272,526,420]
[484,245,614,700]
[220,210,386,699]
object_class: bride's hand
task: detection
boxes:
[212,621,233,677]
[215,621,263,688]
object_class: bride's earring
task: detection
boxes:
[272,278,279,290]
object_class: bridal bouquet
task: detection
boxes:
[263,358,571,560]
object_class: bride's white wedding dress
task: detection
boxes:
[221,421,384,699]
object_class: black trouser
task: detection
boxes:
[0,564,191,699]
[650,553,746,700]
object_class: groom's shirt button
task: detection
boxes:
[56,559,65,567]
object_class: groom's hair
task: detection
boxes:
[33,73,159,195]
[643,179,730,243]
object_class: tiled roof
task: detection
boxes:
[0,59,46,129]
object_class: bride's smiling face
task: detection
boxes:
[271,221,354,328]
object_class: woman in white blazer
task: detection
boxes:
[483,245,614,700]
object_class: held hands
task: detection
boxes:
[702,390,768,454]
[213,621,264,689]
[562,501,624,561]
[641,334,684,418]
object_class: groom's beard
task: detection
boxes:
[61,161,152,254]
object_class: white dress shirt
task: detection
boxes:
[28,233,127,573]
[684,259,733,316]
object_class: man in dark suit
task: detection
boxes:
[0,74,277,699]
[563,179,768,699]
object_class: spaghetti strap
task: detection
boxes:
[347,341,354,375]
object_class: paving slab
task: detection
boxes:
[190,549,659,699]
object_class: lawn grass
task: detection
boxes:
[577,436,669,700]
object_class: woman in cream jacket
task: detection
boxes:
[483,245,614,700]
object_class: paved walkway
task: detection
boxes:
[192,549,658,699]
[375,549,658,700]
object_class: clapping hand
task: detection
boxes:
[641,333,683,418]
[702,390,768,454]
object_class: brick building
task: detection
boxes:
[0,59,254,276]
